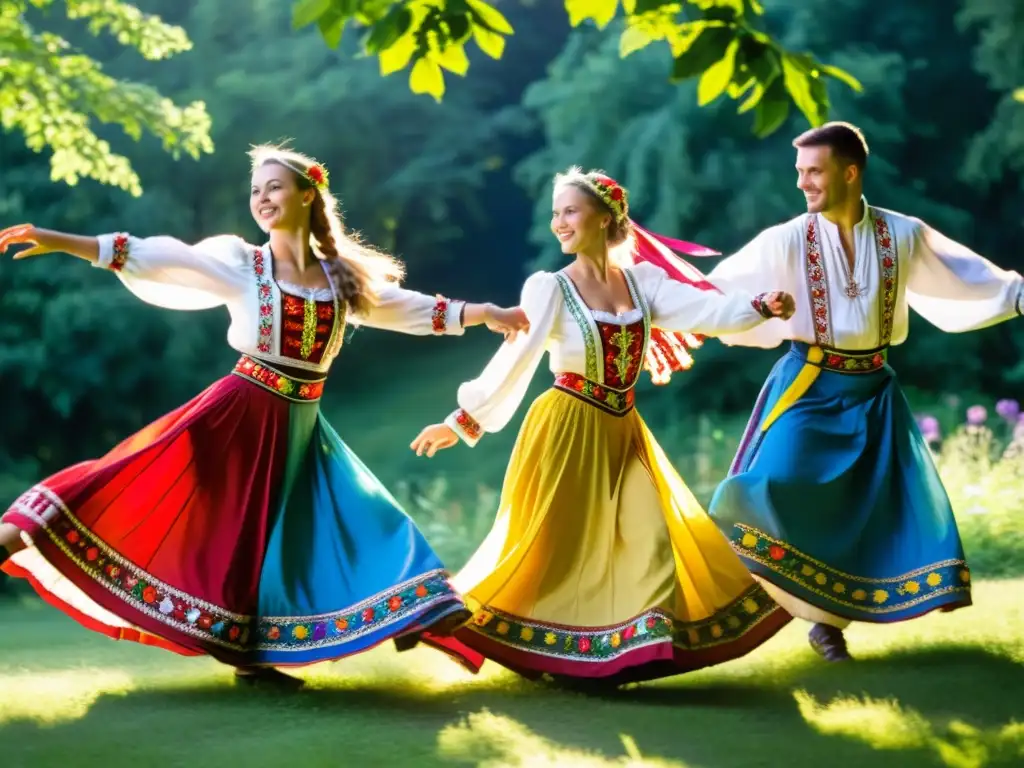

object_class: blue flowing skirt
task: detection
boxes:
[709,343,972,623]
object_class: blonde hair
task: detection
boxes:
[553,166,636,264]
[248,143,404,315]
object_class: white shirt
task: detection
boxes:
[445,261,769,446]
[95,233,466,374]
[706,200,1024,350]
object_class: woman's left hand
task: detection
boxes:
[410,424,460,457]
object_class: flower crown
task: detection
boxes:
[584,174,628,225]
[305,162,329,191]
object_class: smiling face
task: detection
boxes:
[249,161,314,233]
[795,145,857,215]
[550,183,610,255]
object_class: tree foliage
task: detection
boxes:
[293,0,862,136]
[0,0,213,195]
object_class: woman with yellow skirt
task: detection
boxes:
[411,168,796,686]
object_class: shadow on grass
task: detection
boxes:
[3,646,1023,768]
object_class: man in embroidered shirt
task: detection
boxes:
[705,121,1024,661]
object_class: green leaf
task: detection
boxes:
[472,24,505,59]
[435,42,470,76]
[820,63,863,93]
[317,10,347,49]
[619,23,655,58]
[445,13,472,45]
[782,54,820,126]
[364,7,412,54]
[380,33,417,75]
[566,0,620,30]
[409,56,445,102]
[697,38,738,105]
[753,78,790,137]
[292,0,332,30]
[466,0,514,35]
[671,24,734,82]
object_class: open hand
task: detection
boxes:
[763,291,796,320]
[410,424,460,457]
[0,224,54,259]
[485,305,530,343]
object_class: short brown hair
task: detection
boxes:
[792,121,869,170]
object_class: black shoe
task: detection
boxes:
[808,623,853,662]
[233,666,306,689]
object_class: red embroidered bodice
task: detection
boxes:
[280,294,337,365]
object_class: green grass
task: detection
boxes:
[2,580,1023,768]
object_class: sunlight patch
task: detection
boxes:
[794,690,1024,768]
[0,669,135,725]
[437,709,691,767]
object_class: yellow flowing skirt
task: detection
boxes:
[452,388,790,683]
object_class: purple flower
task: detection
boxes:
[966,405,988,425]
[996,399,1020,423]
[918,415,941,442]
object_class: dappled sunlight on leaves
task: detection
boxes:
[437,710,690,767]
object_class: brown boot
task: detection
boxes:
[808,623,853,662]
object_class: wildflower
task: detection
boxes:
[996,399,1020,423]
[918,415,941,443]
[966,405,987,425]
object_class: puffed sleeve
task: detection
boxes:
[632,262,769,336]
[348,284,467,336]
[94,232,249,310]
[444,272,560,447]
[905,219,1024,332]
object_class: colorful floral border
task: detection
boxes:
[464,584,781,663]
[554,372,635,415]
[23,484,461,655]
[729,523,971,614]
[232,356,325,402]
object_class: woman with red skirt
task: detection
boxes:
[0,145,526,687]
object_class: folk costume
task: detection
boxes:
[441,175,791,685]
[706,200,1024,641]
[1,229,483,672]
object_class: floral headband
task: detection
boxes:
[582,173,629,225]
[305,162,329,191]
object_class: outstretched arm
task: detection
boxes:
[0,224,248,310]
[350,283,529,341]
[906,220,1024,332]
[410,271,560,455]
[634,262,794,336]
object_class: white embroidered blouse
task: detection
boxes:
[706,200,1024,351]
[444,261,771,446]
[95,233,466,374]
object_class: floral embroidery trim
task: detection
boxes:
[815,346,887,374]
[21,484,462,655]
[111,233,129,272]
[25,485,253,651]
[554,273,602,382]
[232,356,325,402]
[258,571,458,652]
[453,408,483,440]
[466,583,781,662]
[873,212,898,346]
[554,372,636,415]
[730,524,971,614]
[431,295,450,335]
[300,297,317,360]
[253,248,274,354]
[804,218,833,346]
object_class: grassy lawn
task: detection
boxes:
[2,580,1022,768]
